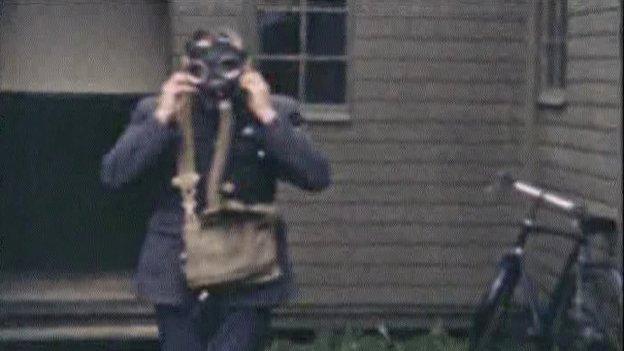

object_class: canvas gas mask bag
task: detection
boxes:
[172,96,281,290]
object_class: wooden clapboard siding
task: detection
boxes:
[537,0,622,214]
[352,102,521,123]
[529,0,623,291]
[355,19,523,41]
[353,0,526,20]
[280,183,519,204]
[353,40,525,62]
[167,0,529,324]
[323,0,527,309]
[539,105,621,129]
[286,223,517,246]
[307,123,521,143]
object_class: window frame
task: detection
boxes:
[537,0,568,108]
[240,0,353,123]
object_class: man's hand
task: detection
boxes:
[239,69,277,125]
[154,72,201,125]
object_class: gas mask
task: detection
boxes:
[185,34,248,100]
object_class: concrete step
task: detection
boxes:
[0,324,158,342]
[1,271,476,344]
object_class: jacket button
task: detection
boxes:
[221,181,235,194]
[242,125,255,137]
[198,290,210,302]
[257,150,266,159]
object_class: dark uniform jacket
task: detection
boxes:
[100,94,331,306]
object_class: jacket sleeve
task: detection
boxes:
[100,97,179,190]
[261,100,331,192]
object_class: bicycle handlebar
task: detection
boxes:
[493,171,585,217]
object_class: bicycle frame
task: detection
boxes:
[471,173,622,351]
[507,205,586,347]
[500,202,618,349]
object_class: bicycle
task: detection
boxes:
[469,172,623,351]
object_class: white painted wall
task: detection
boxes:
[0,0,171,93]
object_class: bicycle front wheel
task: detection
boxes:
[469,254,522,351]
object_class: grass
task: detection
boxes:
[268,326,470,351]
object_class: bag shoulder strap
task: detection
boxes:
[205,100,234,213]
[172,95,200,220]
[172,97,234,218]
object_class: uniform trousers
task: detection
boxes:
[155,294,272,351]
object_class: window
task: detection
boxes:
[251,0,350,121]
[538,0,567,107]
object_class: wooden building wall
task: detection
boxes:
[169,0,530,326]
[527,0,623,293]
[2,0,619,335]
[286,0,527,312]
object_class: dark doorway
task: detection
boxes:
[0,93,154,273]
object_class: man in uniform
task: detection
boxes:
[100,29,331,350]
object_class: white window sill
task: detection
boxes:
[301,104,351,124]
[538,88,567,109]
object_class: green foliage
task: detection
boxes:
[401,334,468,351]
[268,327,470,351]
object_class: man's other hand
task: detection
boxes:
[239,69,277,125]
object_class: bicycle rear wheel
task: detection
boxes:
[469,254,522,351]
[552,266,623,351]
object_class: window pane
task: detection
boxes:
[258,11,301,54]
[306,13,346,55]
[305,61,345,104]
[257,0,300,6]
[308,0,346,8]
[258,60,300,98]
